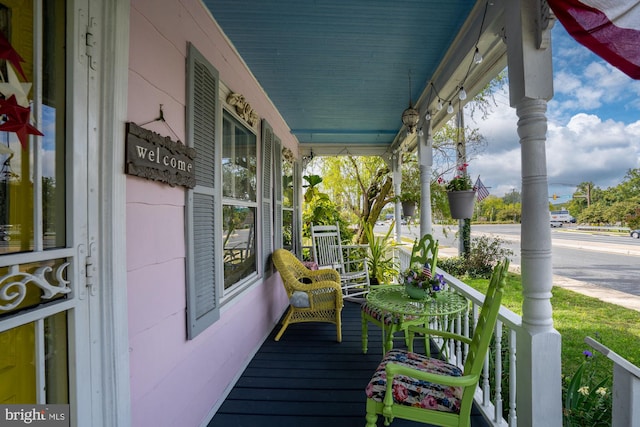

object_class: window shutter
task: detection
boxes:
[185,43,220,339]
[261,119,274,277]
[293,160,302,258]
[273,136,283,250]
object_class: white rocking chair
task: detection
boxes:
[310,223,370,301]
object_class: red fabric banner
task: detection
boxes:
[548,0,640,79]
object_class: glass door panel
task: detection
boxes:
[0,0,66,254]
[0,0,70,408]
[0,312,69,404]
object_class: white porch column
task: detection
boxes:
[506,1,562,426]
[392,153,403,243]
[418,123,433,238]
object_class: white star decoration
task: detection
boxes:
[0,64,32,107]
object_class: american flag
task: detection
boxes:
[422,264,431,279]
[474,176,490,202]
[548,0,640,79]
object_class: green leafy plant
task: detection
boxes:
[393,156,421,204]
[438,163,474,192]
[394,191,420,204]
[438,235,513,278]
[301,174,353,257]
[363,221,397,284]
[563,349,612,427]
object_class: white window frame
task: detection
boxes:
[221,110,259,292]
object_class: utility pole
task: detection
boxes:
[573,183,591,207]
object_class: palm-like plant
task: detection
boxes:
[363,222,398,284]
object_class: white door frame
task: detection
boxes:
[80,0,131,426]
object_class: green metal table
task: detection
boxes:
[362,285,468,354]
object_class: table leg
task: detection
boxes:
[361,310,368,354]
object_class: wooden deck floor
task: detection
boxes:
[208,300,489,427]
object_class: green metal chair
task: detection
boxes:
[409,233,439,273]
[364,259,509,427]
[361,234,439,354]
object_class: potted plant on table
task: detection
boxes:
[438,163,476,219]
[399,263,446,300]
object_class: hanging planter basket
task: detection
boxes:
[447,190,476,219]
[401,201,416,217]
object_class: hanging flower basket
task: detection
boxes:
[401,201,416,217]
[447,190,476,219]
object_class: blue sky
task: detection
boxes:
[467,23,640,204]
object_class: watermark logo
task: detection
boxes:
[0,405,69,427]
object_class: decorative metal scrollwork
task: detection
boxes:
[0,263,71,311]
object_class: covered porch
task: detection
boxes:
[204,2,569,426]
[208,300,491,427]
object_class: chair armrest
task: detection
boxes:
[385,362,479,388]
[305,268,341,283]
[288,279,342,294]
[407,325,473,345]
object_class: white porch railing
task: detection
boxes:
[437,268,522,427]
[585,336,640,427]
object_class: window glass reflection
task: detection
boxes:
[223,205,256,289]
[222,113,257,201]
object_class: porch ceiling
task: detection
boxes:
[204,0,508,156]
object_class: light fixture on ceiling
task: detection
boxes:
[436,99,443,111]
[447,102,454,114]
[473,47,483,64]
[425,111,432,121]
[458,87,467,100]
[401,73,419,134]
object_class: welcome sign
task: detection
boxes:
[125,122,196,188]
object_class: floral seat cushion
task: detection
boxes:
[361,302,419,325]
[365,349,464,413]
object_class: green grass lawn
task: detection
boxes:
[465,273,640,383]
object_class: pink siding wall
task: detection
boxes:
[126,1,293,425]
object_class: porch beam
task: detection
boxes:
[505,0,562,426]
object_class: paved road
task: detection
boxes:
[378,222,640,310]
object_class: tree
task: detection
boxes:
[476,195,504,222]
[301,174,352,243]
[574,169,640,225]
[501,189,520,205]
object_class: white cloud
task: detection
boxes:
[465,103,640,197]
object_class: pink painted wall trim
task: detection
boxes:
[127,1,292,425]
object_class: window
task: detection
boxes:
[222,111,257,289]
[282,151,294,251]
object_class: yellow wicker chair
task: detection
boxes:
[272,249,344,342]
